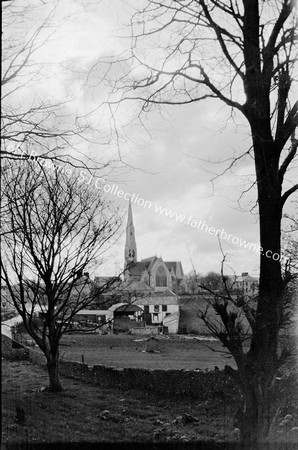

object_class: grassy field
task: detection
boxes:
[2,359,237,445]
[2,359,298,447]
[60,334,236,370]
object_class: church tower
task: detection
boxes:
[124,200,137,272]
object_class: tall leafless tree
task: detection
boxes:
[1,161,121,391]
[95,0,298,446]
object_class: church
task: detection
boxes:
[124,200,187,295]
[92,201,187,334]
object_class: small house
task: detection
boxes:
[135,290,180,333]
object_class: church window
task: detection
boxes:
[156,266,167,287]
[128,249,135,258]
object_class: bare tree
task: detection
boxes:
[283,202,298,274]
[1,0,98,170]
[1,161,121,391]
[196,252,297,437]
[95,1,298,446]
[200,271,225,292]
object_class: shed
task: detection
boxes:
[144,336,160,353]
[113,304,143,315]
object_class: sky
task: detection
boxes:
[4,0,297,279]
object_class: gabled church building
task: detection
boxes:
[122,200,187,333]
[124,200,187,295]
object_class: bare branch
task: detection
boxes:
[1,161,122,391]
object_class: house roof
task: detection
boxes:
[236,275,258,283]
[113,304,143,313]
[108,302,143,313]
[109,302,128,312]
[153,288,176,297]
[135,295,179,306]
[74,309,110,315]
[122,280,154,292]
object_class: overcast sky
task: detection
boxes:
[7,0,297,278]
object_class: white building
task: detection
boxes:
[233,272,259,296]
[135,289,180,333]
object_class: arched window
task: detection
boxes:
[156,266,167,287]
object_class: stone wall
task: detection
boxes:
[2,333,240,400]
[58,359,239,400]
[1,334,29,360]
[28,348,47,366]
[130,326,159,335]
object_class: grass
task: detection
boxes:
[60,334,235,370]
[2,359,237,444]
[2,355,298,446]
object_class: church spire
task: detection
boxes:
[124,199,137,270]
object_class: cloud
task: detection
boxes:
[8,1,294,280]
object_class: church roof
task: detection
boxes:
[165,261,184,278]
[141,256,156,262]
[129,261,148,276]
[130,256,160,276]
[124,201,185,285]
[128,258,185,280]
[137,257,184,276]
[141,256,159,272]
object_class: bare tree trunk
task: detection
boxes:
[46,351,62,392]
[237,134,282,447]
[238,374,274,448]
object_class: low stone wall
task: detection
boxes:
[130,326,159,335]
[58,359,240,400]
[1,333,29,360]
[2,333,240,400]
[28,348,47,366]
